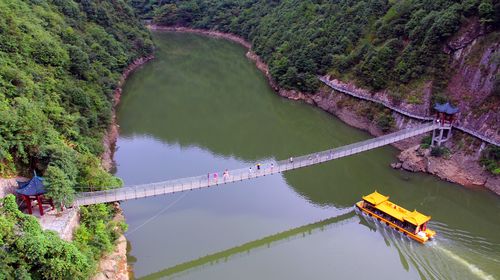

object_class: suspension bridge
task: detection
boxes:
[74,122,439,206]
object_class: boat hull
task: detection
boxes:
[355,201,434,244]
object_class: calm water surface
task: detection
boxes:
[115,32,500,280]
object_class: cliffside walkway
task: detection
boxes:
[319,77,499,146]
[75,123,438,206]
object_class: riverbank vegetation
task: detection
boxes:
[135,0,499,96]
[0,0,153,203]
[0,194,125,279]
[480,145,500,174]
[0,0,152,278]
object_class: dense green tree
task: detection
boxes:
[0,194,125,279]
[139,0,498,95]
[0,1,149,277]
[0,0,152,188]
[44,165,75,208]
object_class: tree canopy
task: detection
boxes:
[0,0,153,202]
[0,194,126,279]
[135,0,499,94]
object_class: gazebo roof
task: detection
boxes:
[434,102,459,114]
[15,176,47,196]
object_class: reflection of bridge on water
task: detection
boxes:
[75,123,440,206]
[137,210,356,280]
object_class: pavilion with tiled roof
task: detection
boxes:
[15,176,54,216]
[434,102,459,126]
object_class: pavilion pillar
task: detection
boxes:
[36,195,44,216]
[25,196,32,215]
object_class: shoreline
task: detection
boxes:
[100,24,497,279]
[147,24,498,195]
[101,55,155,171]
[96,54,155,280]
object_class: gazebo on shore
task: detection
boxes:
[15,176,54,216]
[432,102,459,147]
[434,102,459,126]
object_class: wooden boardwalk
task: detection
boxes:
[75,123,438,206]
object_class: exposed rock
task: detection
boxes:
[446,34,499,144]
[390,162,402,169]
[92,204,128,280]
[397,145,499,195]
[426,153,486,187]
[0,176,27,198]
[485,176,500,194]
[322,76,431,118]
[398,146,427,172]
[443,18,499,144]
[444,17,486,53]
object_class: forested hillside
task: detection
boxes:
[134,0,499,96]
[0,1,151,277]
[0,0,153,202]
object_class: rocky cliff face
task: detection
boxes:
[327,19,499,145]
[314,19,499,194]
[398,145,499,195]
[301,85,500,195]
[445,19,499,144]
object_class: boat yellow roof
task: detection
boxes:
[363,191,431,226]
[362,191,389,205]
[403,210,431,226]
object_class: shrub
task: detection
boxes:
[430,146,450,157]
[420,135,432,149]
[480,145,500,175]
[375,110,395,132]
[0,195,94,279]
[44,165,75,208]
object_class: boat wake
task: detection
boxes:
[359,213,499,280]
[435,246,495,280]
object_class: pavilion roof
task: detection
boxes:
[15,176,47,196]
[434,102,459,114]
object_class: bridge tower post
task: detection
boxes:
[431,102,459,147]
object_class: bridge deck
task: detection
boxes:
[75,123,438,206]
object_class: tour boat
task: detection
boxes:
[355,191,436,243]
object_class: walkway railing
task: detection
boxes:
[319,77,499,146]
[74,123,438,206]
[319,76,433,121]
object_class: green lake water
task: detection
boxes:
[115,32,500,280]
